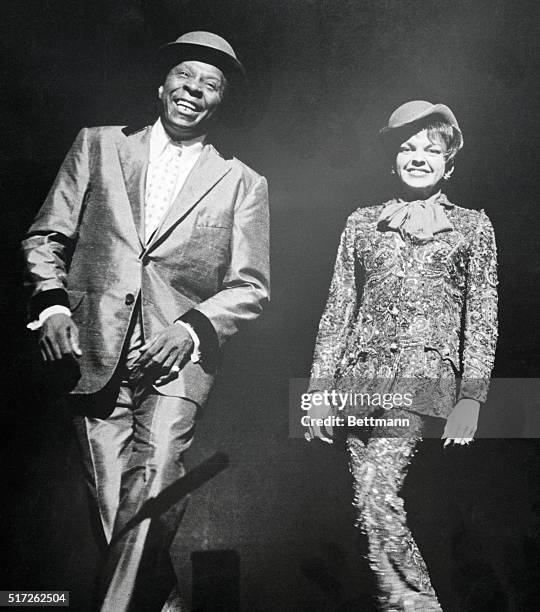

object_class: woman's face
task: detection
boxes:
[395,129,446,199]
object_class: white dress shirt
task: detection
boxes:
[145,118,205,240]
[148,118,205,203]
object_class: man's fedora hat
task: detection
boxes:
[380,100,463,148]
[157,31,246,83]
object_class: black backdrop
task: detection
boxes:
[1,1,539,610]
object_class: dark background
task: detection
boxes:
[1,1,539,610]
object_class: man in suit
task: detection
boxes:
[22,31,269,611]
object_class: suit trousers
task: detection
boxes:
[72,307,197,612]
[346,409,443,612]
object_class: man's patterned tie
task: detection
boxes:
[144,144,182,242]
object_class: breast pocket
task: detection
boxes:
[194,206,233,229]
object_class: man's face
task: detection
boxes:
[158,60,226,139]
[395,129,447,199]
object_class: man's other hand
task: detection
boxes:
[39,313,82,361]
[132,324,194,384]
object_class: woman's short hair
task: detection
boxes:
[423,117,463,165]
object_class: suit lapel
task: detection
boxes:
[116,126,152,247]
[145,144,231,251]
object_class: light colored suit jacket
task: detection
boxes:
[22,125,270,405]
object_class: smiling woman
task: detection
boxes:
[306,100,498,610]
[395,130,448,198]
[391,115,463,201]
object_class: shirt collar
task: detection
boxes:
[149,118,206,162]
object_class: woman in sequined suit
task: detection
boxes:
[306,101,498,611]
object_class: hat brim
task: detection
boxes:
[156,41,246,84]
[380,103,460,134]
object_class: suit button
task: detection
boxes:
[125,293,135,305]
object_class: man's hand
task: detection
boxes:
[39,313,82,361]
[442,398,480,447]
[131,324,194,385]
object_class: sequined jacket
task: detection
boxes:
[309,198,498,418]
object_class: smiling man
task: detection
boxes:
[159,61,225,138]
[22,32,269,611]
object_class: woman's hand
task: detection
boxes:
[442,398,480,447]
[304,392,335,444]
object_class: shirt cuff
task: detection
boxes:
[458,379,490,404]
[29,288,70,320]
[175,320,201,363]
[27,305,72,331]
[176,309,219,372]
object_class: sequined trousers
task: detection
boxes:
[347,409,442,612]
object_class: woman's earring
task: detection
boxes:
[390,167,396,175]
[443,167,454,181]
